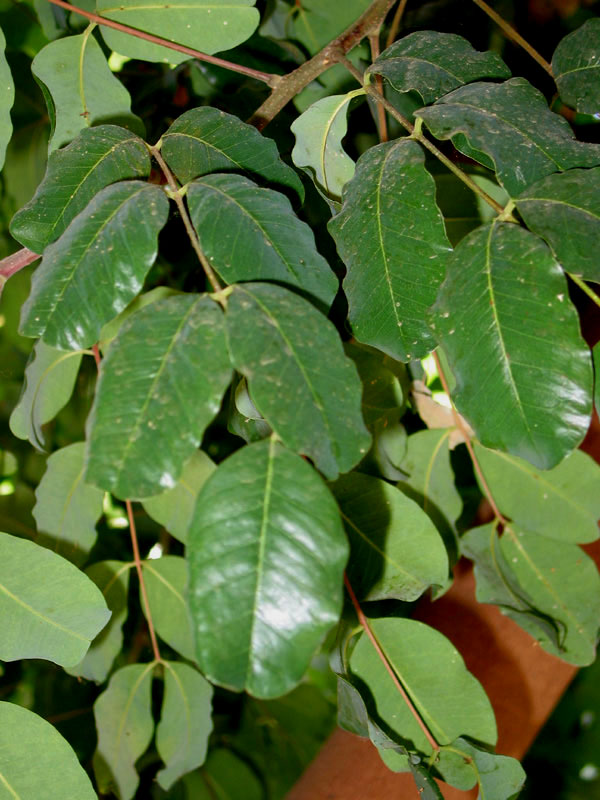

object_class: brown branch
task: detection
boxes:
[385,0,409,49]
[0,247,40,295]
[368,33,388,142]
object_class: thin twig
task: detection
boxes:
[0,247,40,295]
[368,33,388,142]
[344,573,440,753]
[46,0,280,87]
[126,500,162,662]
[568,273,600,310]
[385,0,409,49]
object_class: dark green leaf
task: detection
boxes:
[99,286,178,351]
[368,31,510,104]
[187,438,348,697]
[225,283,370,479]
[411,763,445,799]
[0,27,14,170]
[329,139,452,362]
[85,294,232,499]
[428,223,592,469]
[437,738,526,799]
[552,19,600,115]
[344,342,406,429]
[20,181,169,350]
[10,125,150,254]
[180,749,263,800]
[142,556,195,660]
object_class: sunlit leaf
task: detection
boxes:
[552,18,600,115]
[0,27,14,170]
[142,556,195,660]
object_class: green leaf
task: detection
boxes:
[86,294,231,499]
[142,450,215,543]
[94,663,155,800]
[350,618,497,755]
[10,125,150,254]
[141,556,195,660]
[161,106,303,200]
[0,702,98,799]
[97,0,259,64]
[98,286,178,351]
[68,560,132,683]
[33,442,104,565]
[428,222,592,470]
[180,749,263,800]
[595,341,600,413]
[0,530,110,667]
[20,181,169,350]
[515,167,600,282]
[552,18,600,115]
[0,27,14,170]
[332,471,449,601]
[368,31,510,104]
[187,438,348,697]
[31,31,143,152]
[329,139,452,362]
[416,78,600,197]
[9,339,83,449]
[437,738,526,799]
[287,0,370,54]
[156,661,213,789]
[473,443,600,544]
[344,342,406,429]
[225,283,370,479]
[187,175,336,308]
[291,90,363,202]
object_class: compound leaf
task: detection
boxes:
[552,18,600,115]
[0,26,14,170]
[141,556,195,661]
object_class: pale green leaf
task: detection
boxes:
[428,223,592,469]
[188,438,348,697]
[329,139,452,362]
[0,530,110,667]
[86,294,232,499]
[156,661,213,789]
[0,702,97,799]
[225,283,370,479]
[552,19,600,115]
[0,27,14,170]
[141,556,195,660]
[437,738,526,799]
[94,663,155,800]
[20,181,169,350]
[287,0,370,54]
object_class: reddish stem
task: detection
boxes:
[126,499,162,662]
[0,248,40,292]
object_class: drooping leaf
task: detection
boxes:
[141,556,195,660]
[10,125,150,254]
[428,222,592,469]
[552,18,600,115]
[0,702,98,799]
[33,442,104,564]
[0,27,14,170]
[142,450,215,543]
[187,437,348,697]
[94,663,155,800]
[156,661,213,789]
[329,139,452,362]
[0,530,110,667]
[516,167,600,282]
[474,443,600,544]
[31,32,142,152]
[161,106,303,200]
[368,31,510,104]
[436,738,526,799]
[86,294,232,499]
[225,283,370,479]
[287,0,370,54]
[20,181,169,350]
[416,78,600,197]
[187,175,337,308]
[333,471,448,601]
[97,0,259,64]
[9,339,82,449]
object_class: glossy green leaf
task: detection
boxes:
[32,32,142,152]
[33,442,104,564]
[329,139,452,362]
[9,339,82,449]
[94,663,155,800]
[142,450,215,543]
[416,78,600,197]
[0,27,14,170]
[368,31,510,104]
[552,18,600,115]
[428,222,592,469]
[516,168,600,282]
[0,702,98,799]
[437,738,526,799]
[97,0,259,64]
[350,618,497,755]
[474,443,600,544]
[291,90,363,202]
[156,661,213,789]
[187,175,336,308]
[333,471,448,601]
[10,125,150,254]
[20,181,169,350]
[0,530,110,667]
[187,438,348,697]
[98,286,178,351]
[86,294,232,499]
[142,556,195,660]
[225,283,370,479]
[287,0,370,54]
[161,106,303,200]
